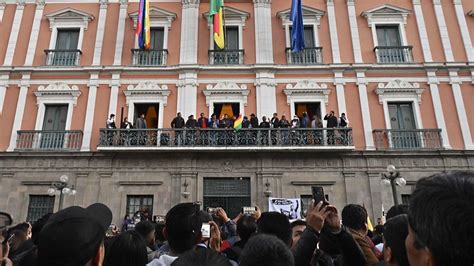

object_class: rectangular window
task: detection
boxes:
[214,26,239,50]
[55,29,80,50]
[203,178,250,218]
[126,195,154,218]
[290,26,316,48]
[27,195,55,223]
[376,25,401,47]
[388,102,416,130]
[150,28,164,50]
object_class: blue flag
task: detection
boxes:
[290,0,305,52]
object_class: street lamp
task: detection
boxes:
[48,175,77,210]
[382,165,406,206]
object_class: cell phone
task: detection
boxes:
[241,206,256,215]
[206,207,217,215]
[201,223,211,238]
[312,186,328,207]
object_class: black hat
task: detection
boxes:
[38,203,112,266]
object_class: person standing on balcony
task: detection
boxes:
[339,113,349,145]
[291,116,300,128]
[171,113,185,129]
[136,114,147,145]
[324,111,338,145]
[279,115,290,128]
[259,116,270,128]
[198,113,208,128]
[185,115,198,145]
[271,113,280,128]
[242,116,250,128]
[300,112,310,128]
[208,114,219,128]
[185,115,198,128]
[249,114,259,129]
[106,114,116,145]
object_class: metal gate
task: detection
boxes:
[203,178,251,218]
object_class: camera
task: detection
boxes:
[241,206,256,215]
[206,207,218,214]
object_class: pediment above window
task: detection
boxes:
[375,79,424,104]
[203,82,250,107]
[277,5,325,26]
[284,80,330,105]
[129,7,177,29]
[203,6,250,27]
[46,8,94,30]
[34,83,81,106]
[124,82,171,106]
[361,4,411,27]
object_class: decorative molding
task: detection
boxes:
[361,4,411,27]
[284,80,330,105]
[124,81,170,106]
[119,181,163,186]
[21,181,53,186]
[203,6,249,27]
[46,8,94,30]
[35,83,81,106]
[291,181,336,186]
[203,82,250,107]
[468,10,474,16]
[277,5,325,26]
[129,7,176,29]
[182,0,199,7]
[375,79,423,104]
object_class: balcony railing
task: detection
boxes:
[373,129,443,150]
[374,46,413,64]
[286,47,323,65]
[44,49,82,66]
[16,130,83,151]
[98,128,353,149]
[131,49,168,66]
[209,50,244,64]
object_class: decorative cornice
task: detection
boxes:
[36,0,45,7]
[119,0,128,6]
[129,7,176,29]
[203,6,249,27]
[99,0,108,9]
[182,0,199,8]
[375,79,424,104]
[468,10,474,17]
[119,181,163,186]
[46,8,95,30]
[277,5,325,27]
[124,82,170,106]
[253,0,271,8]
[284,80,330,105]
[291,181,336,186]
[35,82,81,106]
[16,0,25,9]
[0,1,6,9]
[361,4,411,26]
[203,82,250,107]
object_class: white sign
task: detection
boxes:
[268,197,301,220]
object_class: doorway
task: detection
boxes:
[203,177,251,218]
[41,104,68,149]
[134,103,159,128]
[388,102,419,148]
[294,102,321,120]
[213,103,240,119]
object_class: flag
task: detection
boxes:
[367,215,374,232]
[136,0,151,50]
[290,0,305,52]
[233,114,243,131]
[210,0,225,49]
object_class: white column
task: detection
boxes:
[412,0,433,62]
[24,0,44,65]
[327,0,341,63]
[433,0,454,62]
[7,74,30,151]
[255,71,277,118]
[0,1,6,22]
[0,74,8,115]
[92,0,108,66]
[3,0,25,66]
[453,0,474,62]
[179,0,200,64]
[427,72,450,149]
[449,71,474,149]
[108,73,120,117]
[347,0,362,63]
[113,0,128,66]
[334,71,346,116]
[177,72,198,117]
[81,73,99,151]
[356,72,374,150]
[253,0,273,64]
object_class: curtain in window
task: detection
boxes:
[150,28,164,50]
[376,26,401,46]
[55,29,80,50]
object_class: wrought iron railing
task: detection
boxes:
[16,130,83,151]
[374,46,413,64]
[44,49,82,66]
[131,49,168,66]
[208,50,244,64]
[286,47,323,64]
[373,129,442,150]
[98,128,353,148]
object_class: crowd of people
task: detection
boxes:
[1,171,472,266]
[106,111,350,130]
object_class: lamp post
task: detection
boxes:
[48,175,77,210]
[382,165,406,206]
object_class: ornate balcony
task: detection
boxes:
[44,49,82,66]
[373,129,443,150]
[286,47,323,65]
[208,50,244,65]
[374,46,413,64]
[16,130,83,151]
[131,49,168,66]
[98,128,353,150]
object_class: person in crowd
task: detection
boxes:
[249,114,259,128]
[170,247,231,266]
[1,231,13,266]
[270,113,279,128]
[208,114,219,128]
[7,230,28,261]
[257,212,292,246]
[135,221,157,262]
[290,116,300,128]
[222,215,257,262]
[122,215,133,231]
[220,114,232,129]
[290,220,306,249]
[212,208,237,245]
[279,115,290,128]
[342,204,381,265]
[104,230,148,266]
[154,222,166,250]
[382,214,409,266]
[259,116,270,128]
[121,117,133,129]
[197,113,208,129]
[171,113,185,129]
[242,116,250,128]
[136,114,147,129]
[385,205,408,220]
[106,114,116,129]
[372,224,384,247]
[185,115,198,128]
[406,171,474,266]
[36,203,113,266]
[339,113,348,127]
[240,234,294,266]
[311,115,323,128]
[300,112,310,128]
[147,203,202,265]
[324,111,338,128]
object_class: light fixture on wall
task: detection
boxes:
[47,175,77,210]
[264,179,272,197]
[382,165,406,206]
[181,179,190,199]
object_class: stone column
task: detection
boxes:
[108,73,120,117]
[255,72,277,119]
[326,0,341,63]
[179,0,200,65]
[412,0,433,62]
[171,172,198,205]
[346,0,362,63]
[3,0,25,66]
[81,73,99,151]
[0,1,6,22]
[427,71,451,149]
[177,72,198,117]
[24,0,45,66]
[256,171,282,211]
[0,74,8,115]
[253,0,273,64]
[7,73,30,151]
[356,72,374,150]
[334,71,346,116]
[113,0,128,66]
[449,70,474,149]
[432,0,454,62]
[342,172,356,204]
[367,171,383,221]
[92,0,108,65]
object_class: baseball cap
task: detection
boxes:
[38,203,112,266]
